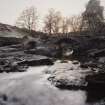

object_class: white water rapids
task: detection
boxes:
[0,63,104,105]
[0,66,88,105]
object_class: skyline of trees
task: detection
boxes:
[15,0,105,34]
[15,7,38,32]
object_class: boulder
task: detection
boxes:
[23,40,36,50]
[48,60,105,89]
[24,47,62,58]
[17,55,53,66]
[0,37,22,47]
[0,54,53,73]
[88,48,105,57]
[0,59,27,73]
[47,61,91,89]
[0,43,53,73]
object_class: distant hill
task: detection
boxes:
[0,23,48,39]
[0,23,32,38]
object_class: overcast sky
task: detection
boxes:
[0,0,105,25]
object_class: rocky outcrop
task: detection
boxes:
[0,37,22,47]
[47,60,105,89]
[0,59,27,73]
[47,61,90,89]
[0,54,53,73]
[0,39,53,73]
[17,55,53,66]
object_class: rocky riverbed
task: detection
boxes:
[47,60,105,90]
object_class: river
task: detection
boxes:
[0,66,105,105]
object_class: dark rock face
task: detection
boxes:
[0,37,22,47]
[23,40,37,50]
[0,59,27,73]
[27,48,62,58]
[0,50,53,72]
[0,36,53,73]
[0,52,53,73]
[17,55,53,66]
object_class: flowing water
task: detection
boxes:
[0,66,105,105]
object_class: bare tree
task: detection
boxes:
[61,17,70,34]
[52,11,62,34]
[43,8,55,34]
[16,6,38,31]
[43,8,62,34]
[68,15,82,32]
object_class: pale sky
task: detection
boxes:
[0,0,105,26]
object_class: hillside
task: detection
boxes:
[0,23,32,38]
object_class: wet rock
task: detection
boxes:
[80,61,97,69]
[24,48,53,57]
[0,54,53,73]
[48,60,105,89]
[26,47,61,58]
[0,37,22,47]
[80,63,89,69]
[48,61,90,89]
[17,55,53,66]
[72,60,79,65]
[88,48,105,57]
[98,57,105,63]
[0,42,53,73]
[0,59,27,73]
[23,40,36,50]
[48,71,88,89]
